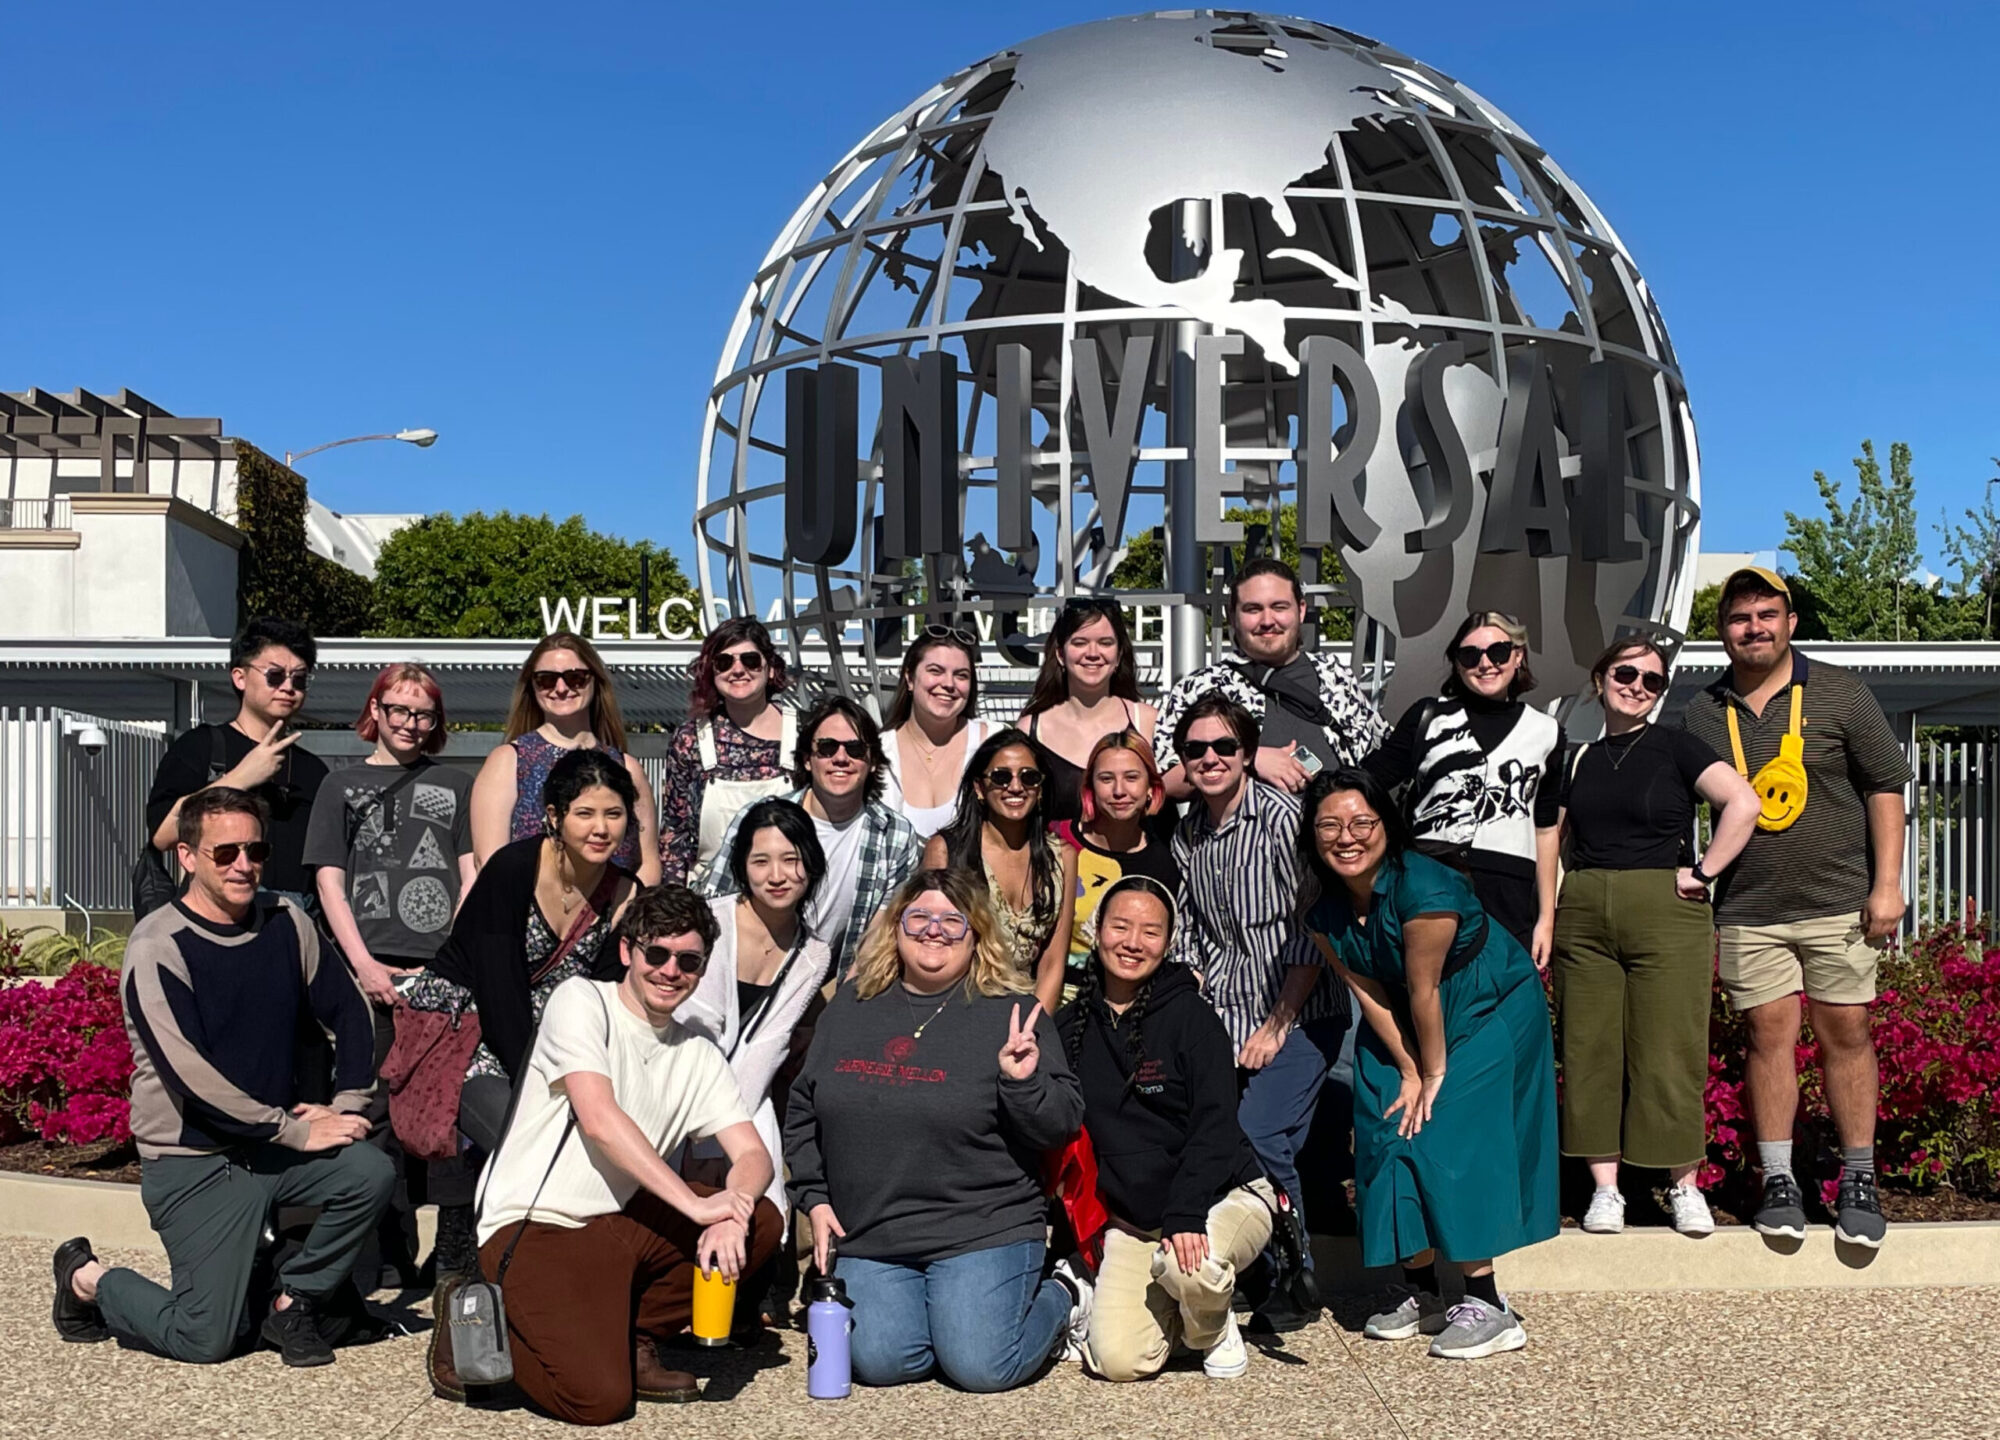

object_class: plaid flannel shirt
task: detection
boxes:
[693,788,921,975]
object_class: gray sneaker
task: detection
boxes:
[1428,1297,1527,1360]
[1752,1172,1808,1240]
[1363,1286,1448,1340]
[1834,1171,1887,1249]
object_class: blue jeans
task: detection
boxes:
[835,1239,1069,1392]
[1237,1007,1353,1271]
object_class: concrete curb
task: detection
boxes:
[4,1170,1993,1291]
[1313,1221,2000,1292]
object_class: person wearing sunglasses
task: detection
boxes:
[442,885,780,1422]
[923,729,1079,1013]
[60,786,390,1369]
[145,615,331,909]
[698,696,920,975]
[1154,557,1388,802]
[1554,638,1759,1239]
[784,868,1086,1394]
[672,798,831,1327]
[398,748,643,1308]
[470,630,661,885]
[1298,768,1557,1362]
[881,628,990,839]
[1169,692,1348,1333]
[1014,599,1157,826]
[1362,611,1563,966]
[657,618,798,885]
[304,662,477,1289]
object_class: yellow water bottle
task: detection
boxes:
[690,1263,737,1347]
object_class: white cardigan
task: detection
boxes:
[672,894,829,1214]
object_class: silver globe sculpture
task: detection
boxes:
[694,11,1700,713]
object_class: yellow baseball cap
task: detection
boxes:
[1721,565,1791,600]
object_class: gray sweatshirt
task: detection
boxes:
[785,982,1082,1261]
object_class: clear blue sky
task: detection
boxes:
[8,1,1996,575]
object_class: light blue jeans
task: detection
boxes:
[835,1238,1069,1392]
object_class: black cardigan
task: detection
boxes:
[424,836,633,1079]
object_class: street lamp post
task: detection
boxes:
[284,429,439,468]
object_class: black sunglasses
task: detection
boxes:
[1453,640,1519,670]
[637,944,708,976]
[1181,737,1243,761]
[198,840,272,867]
[812,737,870,761]
[983,766,1043,791]
[532,667,594,693]
[713,649,766,674]
[253,665,312,691]
[1607,663,1667,696]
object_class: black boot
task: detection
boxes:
[432,1203,479,1284]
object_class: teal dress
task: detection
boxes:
[1308,852,1559,1268]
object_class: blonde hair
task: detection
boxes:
[849,868,1031,1001]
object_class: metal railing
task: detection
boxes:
[0,496,74,529]
[1911,736,1997,932]
[0,708,166,911]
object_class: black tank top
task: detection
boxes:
[1026,702,1139,827]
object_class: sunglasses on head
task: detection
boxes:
[1181,737,1243,761]
[812,737,869,761]
[253,666,311,691]
[636,943,707,976]
[923,623,980,649]
[983,766,1043,791]
[1453,640,1519,670]
[198,840,271,867]
[713,648,766,674]
[532,667,594,693]
[1607,663,1667,695]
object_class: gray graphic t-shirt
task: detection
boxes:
[304,758,475,962]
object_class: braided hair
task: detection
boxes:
[1061,874,1176,1095]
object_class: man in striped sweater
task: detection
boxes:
[52,787,392,1367]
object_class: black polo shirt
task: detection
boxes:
[1678,651,1910,927]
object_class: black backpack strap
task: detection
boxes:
[207,724,231,782]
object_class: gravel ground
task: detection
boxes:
[3,1237,1993,1440]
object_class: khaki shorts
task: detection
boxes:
[1718,913,1882,1011]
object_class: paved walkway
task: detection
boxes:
[3,1238,1991,1439]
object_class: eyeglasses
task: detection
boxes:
[812,737,869,761]
[713,649,766,674]
[901,908,970,940]
[1607,663,1667,696]
[637,944,708,976]
[983,766,1043,791]
[253,666,311,691]
[1453,640,1520,670]
[378,702,439,730]
[532,667,594,693]
[923,624,980,648]
[1180,737,1243,761]
[1314,816,1381,841]
[197,840,272,867]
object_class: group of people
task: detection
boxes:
[49,558,1914,1423]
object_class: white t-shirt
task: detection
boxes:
[810,810,868,956]
[476,977,751,1246]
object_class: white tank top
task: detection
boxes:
[882,718,990,839]
[695,708,799,872]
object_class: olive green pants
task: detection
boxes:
[1552,868,1714,1170]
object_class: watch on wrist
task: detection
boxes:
[1690,860,1714,885]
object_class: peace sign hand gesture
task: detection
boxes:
[998,1002,1044,1081]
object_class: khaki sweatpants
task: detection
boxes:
[1083,1180,1274,1382]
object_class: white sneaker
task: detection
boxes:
[1202,1311,1249,1379]
[1051,1258,1092,1362]
[1581,1187,1626,1234]
[1667,1183,1715,1237]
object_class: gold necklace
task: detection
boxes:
[905,723,946,771]
[903,986,953,1039]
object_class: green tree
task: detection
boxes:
[1109,503,1354,641]
[1937,462,2000,639]
[1782,440,1923,640]
[369,512,696,639]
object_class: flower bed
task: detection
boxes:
[0,960,133,1147]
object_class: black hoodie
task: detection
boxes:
[1058,962,1265,1236]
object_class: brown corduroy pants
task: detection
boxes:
[479,1184,782,1425]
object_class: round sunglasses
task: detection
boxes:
[1607,663,1667,695]
[983,766,1043,791]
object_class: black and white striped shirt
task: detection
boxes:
[1171,779,1335,1048]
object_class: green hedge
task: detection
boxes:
[233,441,377,635]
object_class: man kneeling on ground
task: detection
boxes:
[438,884,780,1424]
[54,786,392,1366]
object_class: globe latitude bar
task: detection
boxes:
[693,11,1699,712]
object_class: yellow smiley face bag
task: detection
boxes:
[1727,684,1807,831]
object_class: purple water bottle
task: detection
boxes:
[806,1274,854,1399]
